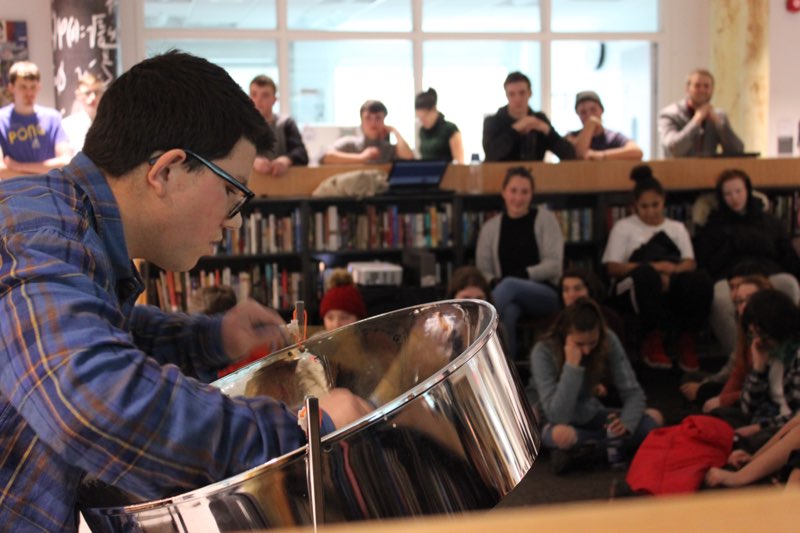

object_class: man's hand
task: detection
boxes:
[221,299,290,361]
[513,115,550,135]
[585,115,603,135]
[693,103,716,124]
[319,388,374,429]
[253,155,273,175]
[359,146,381,162]
[269,155,292,176]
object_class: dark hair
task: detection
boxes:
[728,259,769,280]
[414,88,438,110]
[560,268,607,304]
[504,71,531,90]
[84,51,273,177]
[741,288,800,346]
[359,99,388,117]
[250,74,277,93]
[630,164,664,201]
[544,298,608,390]
[715,168,757,215]
[502,166,534,191]
[446,266,493,304]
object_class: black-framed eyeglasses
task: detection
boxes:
[149,149,254,219]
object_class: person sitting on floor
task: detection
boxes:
[681,274,772,412]
[528,298,663,474]
[602,164,713,371]
[705,411,800,488]
[708,289,800,453]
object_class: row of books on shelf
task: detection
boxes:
[309,204,454,251]
[553,208,593,243]
[215,210,303,256]
[149,264,303,313]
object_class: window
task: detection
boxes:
[144,0,277,30]
[287,0,412,31]
[136,0,661,158]
[551,0,658,32]
[422,0,541,33]
[422,41,541,159]
[146,39,278,92]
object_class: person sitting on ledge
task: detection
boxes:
[482,71,575,162]
[565,90,643,161]
[322,99,414,164]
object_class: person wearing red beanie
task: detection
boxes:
[320,269,367,331]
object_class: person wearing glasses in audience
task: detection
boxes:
[0,60,72,174]
[0,52,372,531]
[565,91,643,161]
[322,99,414,164]
[61,72,105,153]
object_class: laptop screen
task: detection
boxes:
[387,160,449,190]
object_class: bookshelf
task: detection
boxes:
[139,158,800,319]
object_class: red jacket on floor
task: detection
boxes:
[626,415,734,494]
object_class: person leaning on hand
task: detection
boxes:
[0,51,371,531]
[565,90,642,161]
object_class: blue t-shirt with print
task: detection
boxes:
[0,104,67,163]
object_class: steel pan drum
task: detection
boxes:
[80,300,540,531]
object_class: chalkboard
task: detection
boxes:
[51,0,118,116]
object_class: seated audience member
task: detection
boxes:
[712,289,800,452]
[415,88,464,163]
[62,72,104,153]
[529,299,663,474]
[560,267,625,343]
[249,74,309,176]
[565,91,642,161]
[482,71,575,162]
[705,412,800,488]
[0,60,71,174]
[446,265,493,301]
[658,68,744,158]
[681,275,772,410]
[320,269,367,331]
[476,166,563,360]
[602,165,712,371]
[446,265,511,355]
[696,168,800,358]
[322,100,413,164]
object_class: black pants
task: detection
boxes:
[612,265,713,333]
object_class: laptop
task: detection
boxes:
[382,160,451,196]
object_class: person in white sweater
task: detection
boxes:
[476,166,563,359]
